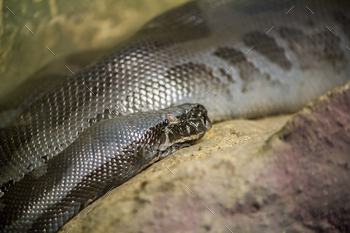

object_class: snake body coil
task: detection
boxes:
[0,104,211,232]
[0,0,350,232]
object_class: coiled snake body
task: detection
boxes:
[1,0,350,232]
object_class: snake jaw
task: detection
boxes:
[159,103,212,152]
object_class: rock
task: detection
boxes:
[59,82,350,233]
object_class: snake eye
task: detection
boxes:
[167,114,177,123]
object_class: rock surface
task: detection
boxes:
[59,82,350,233]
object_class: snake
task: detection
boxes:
[0,0,350,232]
[0,103,211,232]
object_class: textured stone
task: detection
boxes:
[59,82,350,233]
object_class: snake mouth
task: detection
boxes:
[159,103,212,151]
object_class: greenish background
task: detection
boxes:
[0,0,188,101]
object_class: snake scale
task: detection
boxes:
[1,0,350,232]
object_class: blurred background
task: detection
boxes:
[0,0,189,101]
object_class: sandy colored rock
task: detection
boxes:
[59,115,291,233]
[59,83,350,233]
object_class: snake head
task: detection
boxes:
[159,103,212,152]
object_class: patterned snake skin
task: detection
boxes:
[1,0,350,232]
[0,103,211,232]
